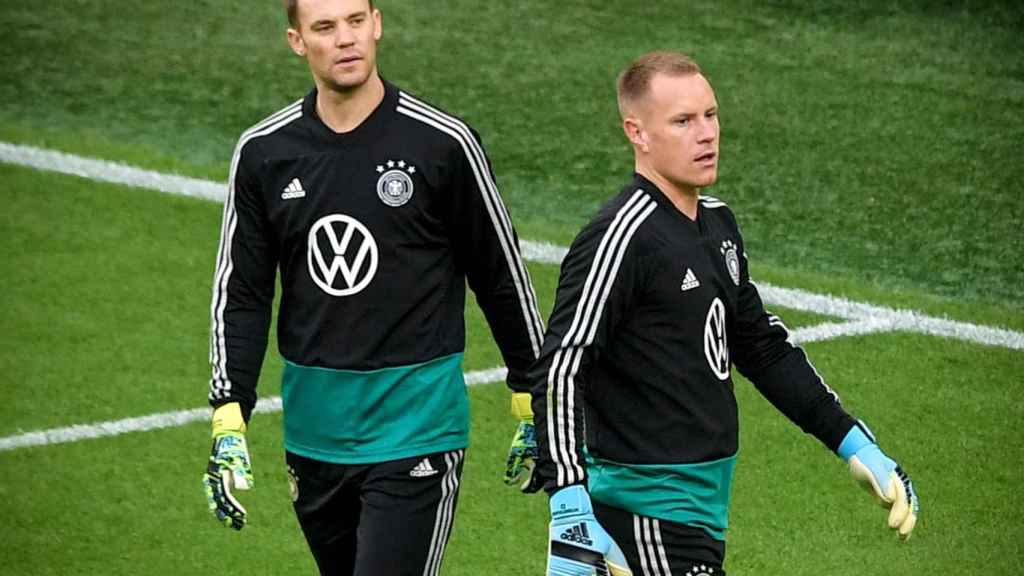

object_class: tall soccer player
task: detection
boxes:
[200,1,545,574]
[526,52,919,575]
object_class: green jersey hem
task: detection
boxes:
[281,352,469,464]
[586,451,737,541]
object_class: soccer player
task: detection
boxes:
[200,1,545,574]
[526,52,920,576]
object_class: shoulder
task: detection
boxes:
[392,88,484,153]
[699,192,730,212]
[700,193,740,230]
[570,185,660,261]
[233,97,306,162]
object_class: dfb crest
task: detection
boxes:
[720,239,740,286]
[375,159,416,207]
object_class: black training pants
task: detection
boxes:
[287,449,465,576]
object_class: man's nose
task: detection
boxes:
[335,25,356,47]
[697,118,717,143]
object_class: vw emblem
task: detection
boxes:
[307,214,379,297]
[703,297,729,380]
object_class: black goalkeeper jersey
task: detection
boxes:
[531,174,855,539]
[207,81,543,462]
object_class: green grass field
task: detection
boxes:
[1,1,1022,574]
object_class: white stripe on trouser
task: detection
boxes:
[651,519,673,576]
[634,514,655,576]
[422,450,463,576]
[633,515,672,576]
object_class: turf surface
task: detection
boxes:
[0,0,1021,304]
[2,1,1023,574]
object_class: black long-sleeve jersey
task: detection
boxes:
[531,174,855,539]
[207,81,544,463]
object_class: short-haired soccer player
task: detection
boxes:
[200,1,545,574]
[525,51,919,575]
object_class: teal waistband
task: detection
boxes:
[586,452,737,541]
[281,353,469,464]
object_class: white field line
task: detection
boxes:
[0,317,889,453]
[0,316,884,453]
[0,368,508,452]
[0,142,224,202]
[1,141,1022,452]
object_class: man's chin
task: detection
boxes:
[324,70,373,92]
[696,171,718,188]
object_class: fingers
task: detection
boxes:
[886,469,918,540]
[607,562,634,576]
[504,453,519,480]
[203,471,247,530]
[605,538,633,576]
[517,458,537,492]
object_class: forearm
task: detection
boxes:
[748,348,856,452]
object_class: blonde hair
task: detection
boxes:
[617,51,702,118]
[284,0,375,28]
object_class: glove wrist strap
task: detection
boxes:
[837,420,875,461]
[212,402,247,437]
[511,392,534,423]
[550,485,593,519]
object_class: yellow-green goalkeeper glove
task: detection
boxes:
[838,421,919,540]
[202,402,253,530]
[504,392,541,493]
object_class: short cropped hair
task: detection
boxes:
[284,0,375,28]
[617,51,702,118]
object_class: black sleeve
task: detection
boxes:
[207,139,278,422]
[449,128,545,392]
[530,209,646,493]
[729,220,855,452]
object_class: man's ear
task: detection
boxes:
[623,117,649,153]
[286,28,306,57]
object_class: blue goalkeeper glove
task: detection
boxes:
[202,402,254,530]
[547,485,632,576]
[838,421,919,540]
[504,392,541,493]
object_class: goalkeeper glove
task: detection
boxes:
[838,421,919,540]
[547,485,632,576]
[202,402,253,530]
[504,392,541,493]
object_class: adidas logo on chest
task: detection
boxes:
[282,177,306,200]
[681,268,701,291]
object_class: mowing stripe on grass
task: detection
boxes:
[0,368,510,452]
[1,141,1020,350]
[0,318,888,452]
[1,141,1022,452]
